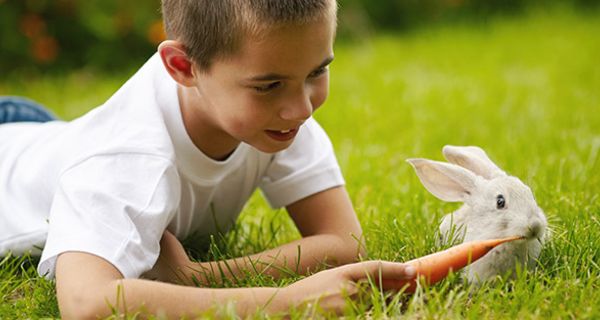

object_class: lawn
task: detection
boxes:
[1,5,599,319]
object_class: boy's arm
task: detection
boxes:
[285,184,366,266]
[150,186,366,285]
[55,252,286,319]
[56,251,415,319]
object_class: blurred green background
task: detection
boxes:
[1,0,599,74]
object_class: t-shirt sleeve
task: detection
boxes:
[37,153,180,279]
[259,118,345,208]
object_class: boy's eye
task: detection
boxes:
[308,67,328,78]
[254,81,281,93]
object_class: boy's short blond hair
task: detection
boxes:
[161,0,337,71]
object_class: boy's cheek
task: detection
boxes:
[311,87,329,111]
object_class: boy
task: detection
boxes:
[0,0,415,317]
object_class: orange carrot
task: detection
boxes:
[395,236,524,293]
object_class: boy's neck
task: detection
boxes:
[177,85,239,161]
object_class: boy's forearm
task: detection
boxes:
[179,233,363,286]
[56,251,289,319]
[104,279,287,318]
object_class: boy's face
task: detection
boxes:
[188,14,336,155]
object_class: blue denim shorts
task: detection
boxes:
[0,96,57,124]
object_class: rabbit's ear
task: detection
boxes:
[407,158,478,202]
[442,145,506,180]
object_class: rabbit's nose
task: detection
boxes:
[526,220,543,238]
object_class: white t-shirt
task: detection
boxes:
[0,53,344,279]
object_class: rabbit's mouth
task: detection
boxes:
[521,234,543,246]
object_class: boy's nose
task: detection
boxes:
[279,95,313,121]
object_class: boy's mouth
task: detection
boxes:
[265,128,298,141]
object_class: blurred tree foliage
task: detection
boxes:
[337,0,600,39]
[1,0,598,73]
[0,0,164,73]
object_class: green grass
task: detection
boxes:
[1,5,599,319]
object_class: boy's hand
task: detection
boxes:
[283,261,416,314]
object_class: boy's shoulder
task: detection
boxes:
[78,53,178,156]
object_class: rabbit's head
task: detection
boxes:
[407,145,547,282]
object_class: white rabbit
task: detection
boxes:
[407,145,547,283]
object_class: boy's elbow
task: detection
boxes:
[59,286,113,320]
[56,252,126,319]
[356,243,369,260]
[351,239,368,261]
[334,233,368,264]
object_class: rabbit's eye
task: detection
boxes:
[496,194,506,209]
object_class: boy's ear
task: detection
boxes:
[158,40,196,87]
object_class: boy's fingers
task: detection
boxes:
[345,260,416,282]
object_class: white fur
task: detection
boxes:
[407,145,547,283]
